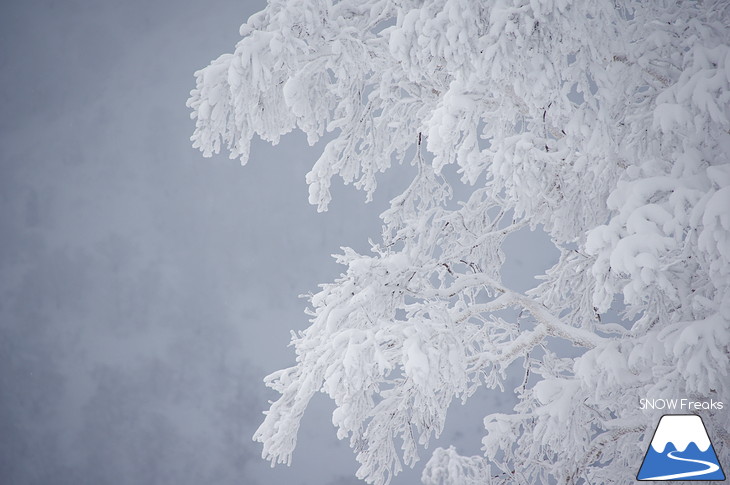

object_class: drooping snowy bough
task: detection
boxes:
[188,1,729,483]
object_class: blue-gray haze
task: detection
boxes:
[0,1,557,483]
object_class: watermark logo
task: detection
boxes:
[639,398,724,411]
[637,414,725,481]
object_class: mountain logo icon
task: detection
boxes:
[637,414,726,481]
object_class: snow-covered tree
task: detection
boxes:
[188,1,729,483]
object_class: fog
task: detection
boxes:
[0,1,558,483]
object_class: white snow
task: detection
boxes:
[189,2,730,484]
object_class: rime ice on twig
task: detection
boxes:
[189,1,730,483]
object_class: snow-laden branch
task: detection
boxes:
[191,0,730,483]
[416,272,606,350]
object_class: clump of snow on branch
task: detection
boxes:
[188,1,730,484]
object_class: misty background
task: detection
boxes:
[0,1,558,483]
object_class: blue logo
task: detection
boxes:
[637,414,725,481]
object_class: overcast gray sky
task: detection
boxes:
[0,1,559,484]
